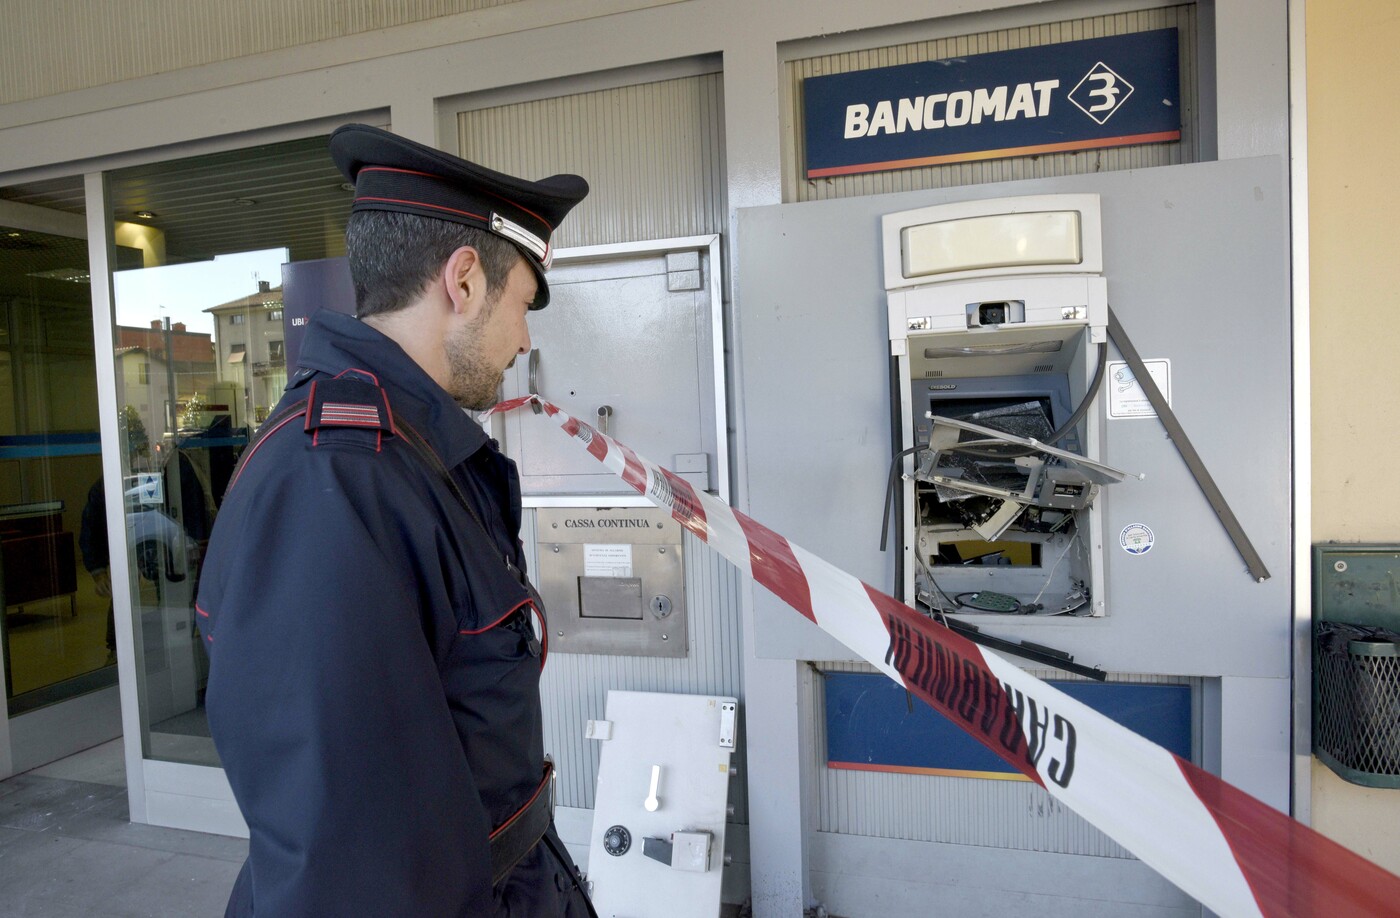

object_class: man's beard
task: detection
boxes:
[445,325,499,410]
[444,295,509,410]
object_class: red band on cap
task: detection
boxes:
[479,187,553,231]
[360,165,553,231]
[354,195,487,224]
[360,166,442,180]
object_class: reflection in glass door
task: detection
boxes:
[0,193,133,774]
[0,226,104,702]
[105,135,351,778]
[111,253,286,766]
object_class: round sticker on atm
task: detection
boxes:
[1119,523,1155,555]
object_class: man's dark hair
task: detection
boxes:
[344,210,522,318]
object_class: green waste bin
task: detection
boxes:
[1315,621,1400,787]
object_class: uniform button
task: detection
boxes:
[555,872,569,891]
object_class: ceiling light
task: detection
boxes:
[232,198,256,207]
[28,267,90,284]
[134,210,157,220]
[339,182,356,192]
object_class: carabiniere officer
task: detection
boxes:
[198,123,597,917]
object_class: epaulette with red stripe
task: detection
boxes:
[304,370,394,451]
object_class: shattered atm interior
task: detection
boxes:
[884,194,1129,618]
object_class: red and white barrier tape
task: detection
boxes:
[484,394,1400,917]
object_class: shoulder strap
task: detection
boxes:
[302,376,393,438]
[227,373,398,493]
[227,380,528,588]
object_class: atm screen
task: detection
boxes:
[928,396,1056,442]
[913,374,1076,453]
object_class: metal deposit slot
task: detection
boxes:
[579,577,644,619]
[535,506,687,657]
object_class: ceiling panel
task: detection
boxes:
[0,135,352,265]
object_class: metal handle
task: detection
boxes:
[528,348,541,414]
[644,764,661,812]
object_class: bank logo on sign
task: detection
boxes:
[802,30,1179,178]
[1068,62,1135,125]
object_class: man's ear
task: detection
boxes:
[444,245,487,319]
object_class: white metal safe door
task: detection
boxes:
[587,691,737,917]
[500,236,726,501]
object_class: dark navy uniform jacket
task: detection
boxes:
[200,310,588,916]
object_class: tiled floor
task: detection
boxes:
[0,740,247,917]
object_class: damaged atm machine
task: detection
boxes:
[738,161,1292,912]
[885,194,1129,628]
[875,189,1283,653]
[493,235,744,917]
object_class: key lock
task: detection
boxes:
[528,348,613,433]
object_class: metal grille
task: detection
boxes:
[781,4,1199,202]
[1315,622,1400,787]
[455,73,726,249]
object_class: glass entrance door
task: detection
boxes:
[96,133,354,833]
[0,180,125,777]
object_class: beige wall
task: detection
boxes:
[1308,0,1400,873]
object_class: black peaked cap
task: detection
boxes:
[329,123,588,308]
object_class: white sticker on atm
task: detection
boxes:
[1107,359,1171,419]
[1119,523,1155,555]
[585,543,634,578]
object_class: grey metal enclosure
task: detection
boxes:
[735,155,1291,913]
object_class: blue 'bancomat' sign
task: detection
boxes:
[803,29,1180,178]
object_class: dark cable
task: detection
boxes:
[879,443,925,552]
[887,353,906,600]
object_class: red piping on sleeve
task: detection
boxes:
[302,381,319,431]
[459,597,533,636]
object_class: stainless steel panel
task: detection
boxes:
[781,5,1199,203]
[580,577,644,620]
[450,64,738,823]
[537,507,687,658]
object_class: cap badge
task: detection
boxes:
[490,211,549,268]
